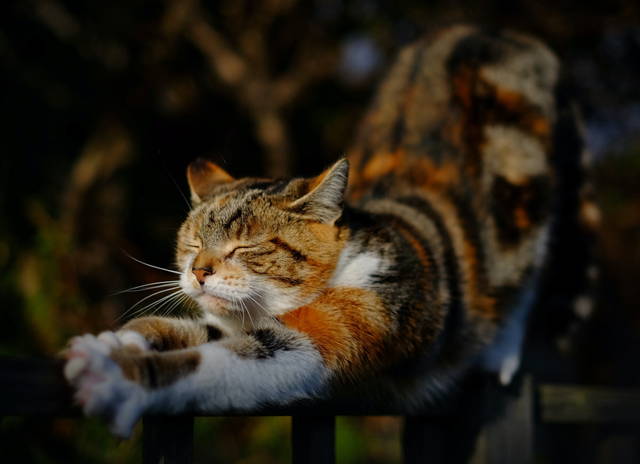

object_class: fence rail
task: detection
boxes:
[2,356,640,463]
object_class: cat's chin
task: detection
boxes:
[196,294,233,314]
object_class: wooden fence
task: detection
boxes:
[1,356,640,463]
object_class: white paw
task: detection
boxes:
[95,330,150,352]
[64,334,149,437]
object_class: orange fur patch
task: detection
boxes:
[514,206,532,230]
[362,151,403,181]
[280,288,388,376]
[408,158,460,191]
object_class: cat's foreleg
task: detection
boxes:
[116,316,212,350]
[63,325,328,437]
[86,316,226,356]
[64,287,386,436]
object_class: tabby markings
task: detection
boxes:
[223,208,243,229]
[269,237,307,262]
[394,195,468,334]
[249,328,291,359]
[114,350,202,389]
[490,175,551,247]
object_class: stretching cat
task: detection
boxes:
[64,26,566,436]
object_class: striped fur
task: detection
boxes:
[64,26,577,436]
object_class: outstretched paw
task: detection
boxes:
[63,334,148,437]
[97,330,150,353]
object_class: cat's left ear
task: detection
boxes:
[288,158,349,224]
[187,158,235,204]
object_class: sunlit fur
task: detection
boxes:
[63,26,592,437]
[176,175,348,322]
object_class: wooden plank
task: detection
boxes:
[402,417,447,463]
[403,375,503,464]
[0,356,453,417]
[540,384,640,423]
[143,415,194,464]
[479,375,534,464]
[291,416,335,464]
[3,355,640,426]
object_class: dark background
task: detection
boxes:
[1,1,640,462]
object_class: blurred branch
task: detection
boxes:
[273,44,338,107]
[187,14,248,87]
[61,122,132,238]
[33,0,79,40]
[32,0,128,71]
[34,0,338,177]
[16,122,134,353]
[168,0,337,177]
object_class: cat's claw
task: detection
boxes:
[64,334,149,437]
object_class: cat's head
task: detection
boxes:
[177,158,349,316]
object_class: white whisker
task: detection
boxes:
[118,287,180,322]
[112,281,180,295]
[127,290,183,320]
[163,294,189,317]
[121,250,182,275]
[245,293,276,325]
[241,298,255,330]
[246,291,278,325]
[165,168,192,212]
[233,297,246,328]
[144,291,185,317]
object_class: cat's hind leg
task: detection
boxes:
[477,285,536,385]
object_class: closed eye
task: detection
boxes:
[225,244,261,260]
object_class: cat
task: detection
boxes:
[63,25,582,437]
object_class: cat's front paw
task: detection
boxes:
[63,334,149,437]
[96,330,150,353]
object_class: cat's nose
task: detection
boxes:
[192,266,214,285]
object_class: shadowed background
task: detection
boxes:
[1,0,640,462]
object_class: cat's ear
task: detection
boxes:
[288,158,349,224]
[187,158,235,204]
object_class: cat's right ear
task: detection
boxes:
[187,158,235,204]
